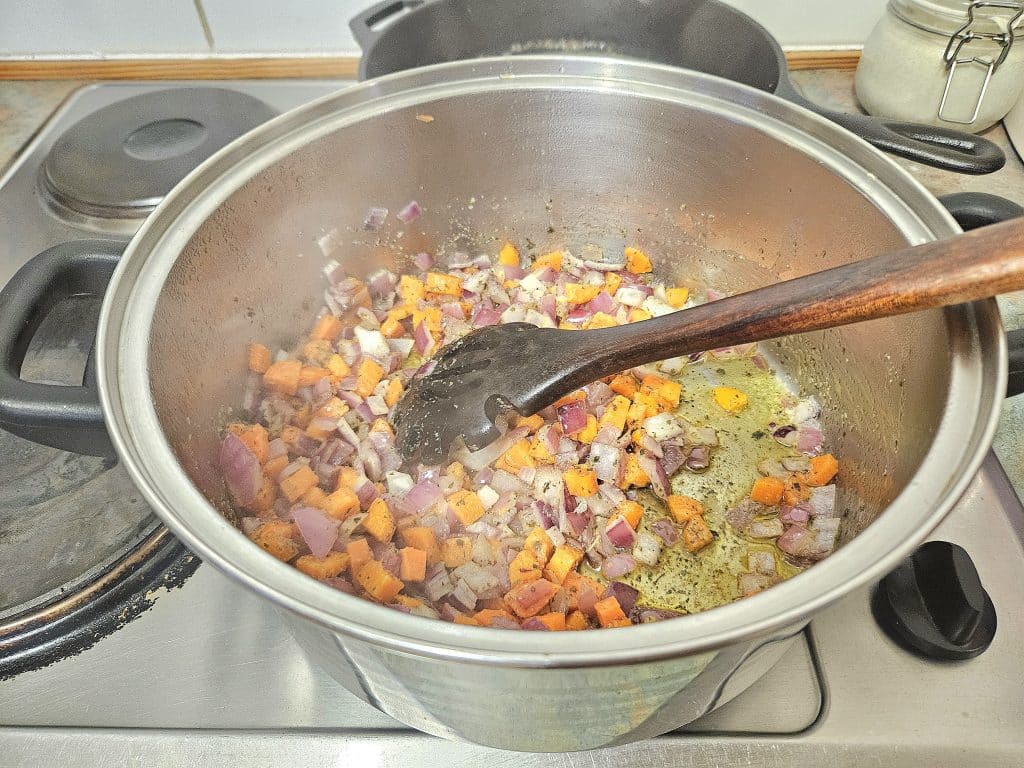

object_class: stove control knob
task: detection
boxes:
[872,540,996,661]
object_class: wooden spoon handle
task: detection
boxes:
[529,217,1024,411]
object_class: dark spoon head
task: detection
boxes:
[394,323,535,464]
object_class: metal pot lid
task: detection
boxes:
[41,88,277,219]
[0,239,198,675]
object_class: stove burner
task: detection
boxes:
[41,88,277,219]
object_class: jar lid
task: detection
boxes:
[891,0,1023,35]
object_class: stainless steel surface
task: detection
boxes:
[41,88,277,219]
[93,56,1004,749]
[0,80,344,622]
[2,452,1020,765]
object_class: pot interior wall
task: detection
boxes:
[149,85,952,544]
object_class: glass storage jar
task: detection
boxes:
[856,0,1024,133]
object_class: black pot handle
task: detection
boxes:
[937,192,1024,398]
[774,80,1005,175]
[349,0,425,49]
[0,240,124,457]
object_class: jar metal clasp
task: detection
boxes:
[939,1,1023,124]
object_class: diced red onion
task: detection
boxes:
[503,265,526,280]
[634,607,683,623]
[651,519,679,546]
[405,479,442,510]
[557,400,588,435]
[739,572,772,596]
[809,485,837,518]
[777,525,816,556]
[588,442,622,484]
[798,427,823,454]
[606,516,636,548]
[413,251,435,271]
[324,577,355,594]
[586,291,616,314]
[748,550,777,575]
[454,426,530,471]
[633,531,662,566]
[780,504,811,524]
[363,206,388,231]
[397,200,422,223]
[355,479,378,508]
[471,306,502,327]
[367,268,398,298]
[749,518,785,539]
[607,581,639,615]
[602,553,636,578]
[638,453,670,499]
[413,322,434,355]
[684,445,711,472]
[292,506,339,558]
[521,617,550,630]
[219,433,262,506]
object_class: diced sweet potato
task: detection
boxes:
[537,612,567,631]
[320,487,360,520]
[346,538,372,575]
[667,495,703,523]
[399,547,427,582]
[248,343,272,374]
[495,440,534,474]
[682,516,714,552]
[295,552,350,579]
[447,489,485,525]
[363,498,395,542]
[279,465,319,502]
[750,476,785,505]
[355,358,385,398]
[263,359,302,396]
[804,454,839,487]
[617,500,644,529]
[544,544,583,584]
[401,527,439,564]
[563,466,598,497]
[310,313,343,341]
[523,527,555,563]
[355,560,404,603]
[474,608,517,626]
[508,550,542,586]
[624,247,652,274]
[595,596,631,627]
[441,536,474,568]
[504,578,559,618]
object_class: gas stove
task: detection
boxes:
[0,81,1022,767]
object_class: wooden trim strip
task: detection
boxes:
[0,50,860,81]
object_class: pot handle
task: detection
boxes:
[774,81,1005,175]
[0,240,123,457]
[349,0,425,50]
[937,192,1024,398]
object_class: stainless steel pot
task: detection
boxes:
[77,58,1003,751]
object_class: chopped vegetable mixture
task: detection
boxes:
[220,210,842,630]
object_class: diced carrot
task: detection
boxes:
[682,516,714,552]
[563,466,598,497]
[617,500,645,529]
[474,608,517,626]
[498,242,520,266]
[712,386,748,413]
[335,465,361,491]
[398,275,426,304]
[609,374,638,398]
[667,495,703,523]
[299,365,332,387]
[301,486,328,509]
[263,359,302,396]
[504,578,559,618]
[263,454,289,481]
[279,465,319,502]
[664,287,690,308]
[425,271,463,296]
[537,612,567,631]
[310,313,343,341]
[524,527,555,563]
[314,396,349,421]
[355,560,404,602]
[565,283,601,305]
[384,378,404,407]
[576,415,599,444]
[251,524,299,562]
[495,439,534,474]
[247,476,276,513]
[599,395,631,432]
[453,613,480,626]
[804,454,839,487]
[533,251,563,271]
[441,536,474,568]
[401,527,439,564]
[751,476,785,505]
[355,357,385,398]
[595,596,631,627]
[620,453,650,489]
[346,538,372,575]
[399,547,427,581]
[586,312,618,330]
[363,498,395,542]
[517,413,545,432]
[605,272,623,295]
[624,247,652,274]
[248,343,272,374]
[325,354,350,378]
[508,550,542,586]
[320,487,360,520]
[447,489,485,525]
[380,315,404,338]
[394,594,423,609]
[566,610,590,630]
[544,544,584,584]
[553,389,587,408]
[228,423,269,464]
[295,552,350,579]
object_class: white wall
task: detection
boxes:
[0,0,888,58]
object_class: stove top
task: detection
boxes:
[1,81,1022,767]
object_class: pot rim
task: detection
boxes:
[96,56,1006,667]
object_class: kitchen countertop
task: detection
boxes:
[2,68,1023,491]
